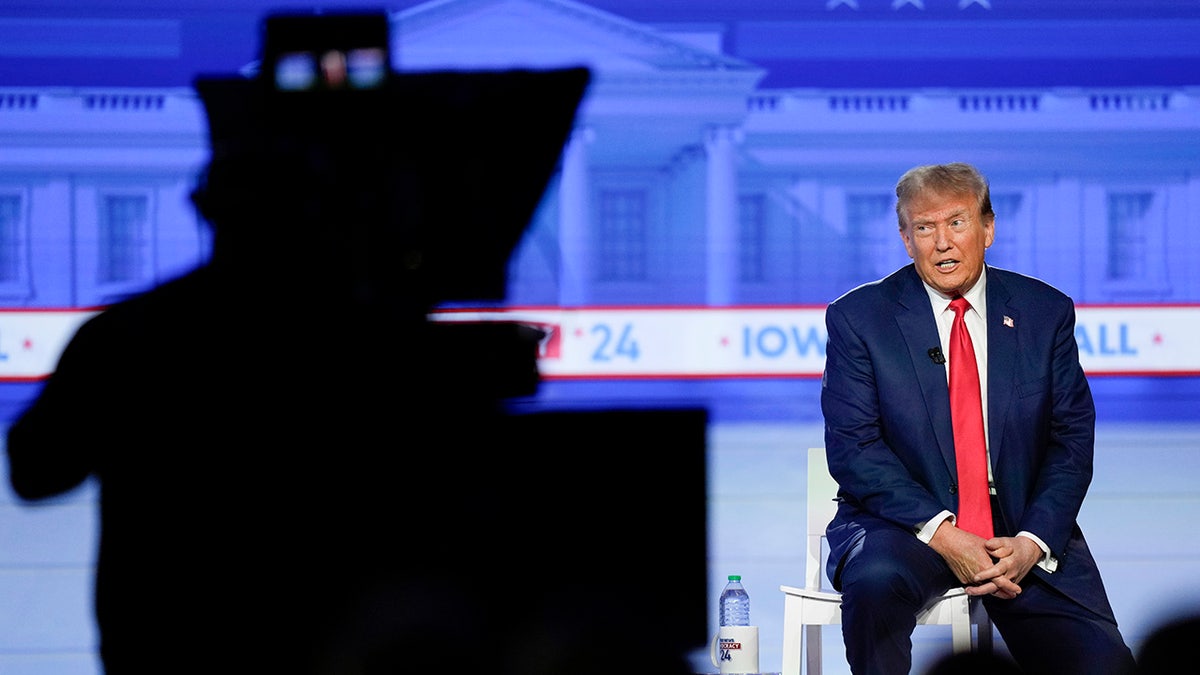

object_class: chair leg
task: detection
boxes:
[970,597,993,654]
[781,594,802,675]
[949,594,972,653]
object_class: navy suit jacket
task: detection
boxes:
[821,264,1117,621]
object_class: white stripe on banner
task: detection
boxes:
[0,310,99,380]
[0,306,1195,380]
[431,305,1200,379]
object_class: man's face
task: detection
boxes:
[899,188,995,297]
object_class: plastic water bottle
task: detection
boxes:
[719,574,750,626]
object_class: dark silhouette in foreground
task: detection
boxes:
[1136,613,1200,674]
[924,651,1022,675]
[6,11,706,675]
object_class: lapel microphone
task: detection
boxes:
[928,347,946,364]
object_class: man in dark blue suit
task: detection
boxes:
[821,163,1136,674]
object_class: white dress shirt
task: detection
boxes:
[913,269,1057,572]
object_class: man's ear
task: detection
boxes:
[899,226,915,258]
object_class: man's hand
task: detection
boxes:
[928,522,1041,600]
[928,520,995,587]
[965,535,1043,600]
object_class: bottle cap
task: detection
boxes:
[728,574,741,581]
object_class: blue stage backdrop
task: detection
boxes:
[1,1,1198,674]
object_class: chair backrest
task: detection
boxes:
[806,447,839,591]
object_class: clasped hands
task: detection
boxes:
[929,520,1042,600]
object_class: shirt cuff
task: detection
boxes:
[917,510,955,543]
[1017,531,1058,572]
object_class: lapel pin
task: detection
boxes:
[1003,316,1015,328]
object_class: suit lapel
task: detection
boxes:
[985,268,1018,465]
[890,267,957,472]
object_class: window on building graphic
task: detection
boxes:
[1106,192,1152,281]
[847,193,894,280]
[597,189,646,282]
[991,192,1022,223]
[986,192,1023,269]
[739,193,766,283]
[0,194,23,283]
[99,194,148,284]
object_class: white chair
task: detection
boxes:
[780,447,992,675]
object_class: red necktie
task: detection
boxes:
[949,296,993,539]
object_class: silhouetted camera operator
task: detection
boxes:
[7,11,593,674]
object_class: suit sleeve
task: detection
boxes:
[822,300,949,533]
[1010,299,1095,557]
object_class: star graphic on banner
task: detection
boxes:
[892,0,925,9]
[959,0,992,8]
[22,337,33,350]
[826,0,859,9]
[1152,333,1164,345]
[720,335,730,347]
[574,327,585,338]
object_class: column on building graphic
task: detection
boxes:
[705,124,741,307]
[558,126,594,307]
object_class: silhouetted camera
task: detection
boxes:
[192,10,590,310]
[261,12,391,92]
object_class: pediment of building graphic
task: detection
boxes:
[392,0,761,80]
[391,0,766,164]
